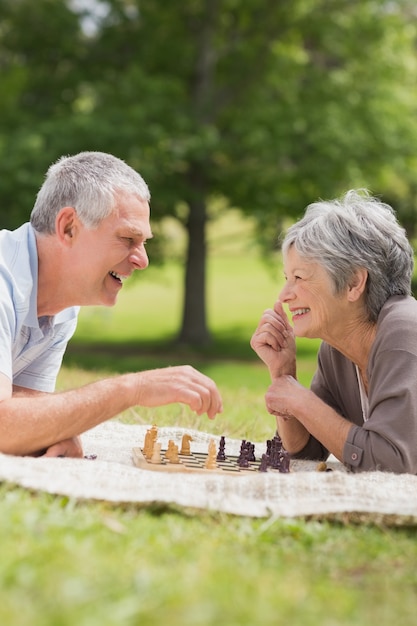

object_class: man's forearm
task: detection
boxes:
[2,374,138,455]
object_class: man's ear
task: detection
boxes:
[347,268,368,302]
[55,207,78,245]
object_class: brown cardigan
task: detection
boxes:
[293,295,417,474]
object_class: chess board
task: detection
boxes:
[132,447,265,476]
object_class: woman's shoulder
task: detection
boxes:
[378,295,417,326]
[375,295,417,352]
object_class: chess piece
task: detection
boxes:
[216,435,226,461]
[204,439,217,469]
[143,425,158,459]
[180,433,193,455]
[238,449,249,468]
[166,440,180,464]
[150,442,162,464]
[278,449,291,473]
[259,454,269,472]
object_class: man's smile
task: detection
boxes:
[108,270,125,285]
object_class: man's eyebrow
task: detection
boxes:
[123,228,153,240]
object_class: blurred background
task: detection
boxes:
[1,0,417,351]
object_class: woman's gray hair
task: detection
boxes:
[30,151,150,234]
[282,189,414,322]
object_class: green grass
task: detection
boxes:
[2,486,417,626]
[4,216,417,626]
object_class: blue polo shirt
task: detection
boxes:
[0,223,79,392]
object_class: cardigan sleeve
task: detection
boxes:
[344,347,417,473]
[290,342,356,463]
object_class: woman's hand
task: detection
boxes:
[250,301,296,379]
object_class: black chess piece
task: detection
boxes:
[259,454,269,472]
[217,435,226,461]
[238,449,250,468]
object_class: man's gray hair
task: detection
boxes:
[30,151,150,233]
[282,189,414,322]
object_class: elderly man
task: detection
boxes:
[0,151,222,458]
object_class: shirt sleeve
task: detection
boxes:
[0,277,78,392]
[0,285,17,383]
[344,343,417,473]
[13,316,78,392]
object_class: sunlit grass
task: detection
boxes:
[2,484,417,626]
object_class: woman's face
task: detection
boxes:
[279,245,348,341]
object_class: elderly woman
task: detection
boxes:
[251,189,417,473]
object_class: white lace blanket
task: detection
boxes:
[0,421,416,526]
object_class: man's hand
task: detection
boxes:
[136,365,223,420]
[41,436,84,458]
[250,301,296,379]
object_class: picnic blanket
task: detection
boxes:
[1,420,416,526]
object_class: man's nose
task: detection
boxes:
[129,245,149,270]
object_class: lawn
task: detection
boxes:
[3,214,417,626]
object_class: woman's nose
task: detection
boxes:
[279,281,293,302]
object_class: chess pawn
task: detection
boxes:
[165,440,174,461]
[166,440,180,464]
[238,449,250,468]
[278,450,291,473]
[150,442,162,464]
[205,439,217,469]
[259,454,269,473]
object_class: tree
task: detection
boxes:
[0,0,88,227]
[1,0,417,345]
[81,0,417,344]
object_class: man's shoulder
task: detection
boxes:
[0,223,34,272]
[0,222,32,246]
[0,223,37,314]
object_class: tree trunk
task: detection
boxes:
[177,1,218,347]
[177,195,212,347]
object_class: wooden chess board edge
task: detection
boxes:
[132,448,261,476]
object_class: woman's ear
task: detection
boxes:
[347,268,368,302]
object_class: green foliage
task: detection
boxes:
[1,0,417,341]
[1,0,417,229]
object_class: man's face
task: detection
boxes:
[71,192,152,307]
